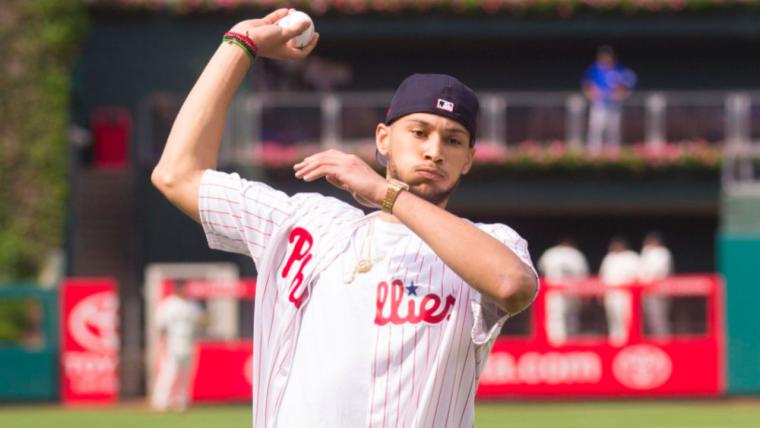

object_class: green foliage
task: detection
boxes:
[0,299,29,343]
[0,0,88,281]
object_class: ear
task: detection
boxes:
[461,146,475,175]
[376,123,390,156]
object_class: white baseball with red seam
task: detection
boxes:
[277,10,315,48]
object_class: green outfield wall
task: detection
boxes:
[719,194,760,395]
[0,286,59,402]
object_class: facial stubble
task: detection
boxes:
[386,158,459,208]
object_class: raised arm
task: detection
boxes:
[151,9,319,222]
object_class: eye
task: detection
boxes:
[446,137,463,146]
[410,129,426,138]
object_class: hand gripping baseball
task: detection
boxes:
[294,150,387,209]
[229,9,319,60]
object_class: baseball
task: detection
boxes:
[276,10,315,49]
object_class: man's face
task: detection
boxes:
[376,113,475,207]
[598,52,615,67]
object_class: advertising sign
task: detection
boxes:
[61,278,119,405]
[477,275,724,398]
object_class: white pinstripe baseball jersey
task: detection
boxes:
[199,170,536,428]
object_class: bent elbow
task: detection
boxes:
[151,165,176,194]
[496,269,538,315]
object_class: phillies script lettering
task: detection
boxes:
[281,227,313,309]
[375,279,456,326]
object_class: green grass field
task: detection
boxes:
[1,400,758,428]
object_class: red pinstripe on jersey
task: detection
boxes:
[199,170,536,428]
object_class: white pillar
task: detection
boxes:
[645,92,667,148]
[321,94,341,149]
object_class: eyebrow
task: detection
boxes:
[405,119,468,135]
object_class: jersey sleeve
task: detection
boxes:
[469,223,538,346]
[199,169,295,265]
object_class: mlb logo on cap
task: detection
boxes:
[384,73,479,144]
[437,98,454,112]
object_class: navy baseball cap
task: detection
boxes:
[378,74,479,166]
[385,73,479,143]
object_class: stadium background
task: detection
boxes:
[1,0,760,426]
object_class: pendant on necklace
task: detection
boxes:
[344,256,385,285]
[356,259,372,273]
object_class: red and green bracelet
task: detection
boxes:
[222,31,258,61]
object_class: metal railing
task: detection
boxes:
[137,89,760,167]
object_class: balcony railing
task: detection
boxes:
[138,89,760,183]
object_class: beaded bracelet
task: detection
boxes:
[222,31,258,61]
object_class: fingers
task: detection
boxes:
[294,158,338,181]
[297,32,320,56]
[298,163,338,182]
[293,150,383,207]
[262,8,290,24]
[294,149,346,169]
[294,151,349,180]
[281,33,319,59]
[279,19,312,39]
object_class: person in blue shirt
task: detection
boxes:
[582,46,637,153]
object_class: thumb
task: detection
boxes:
[279,19,312,39]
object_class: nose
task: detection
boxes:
[423,134,444,164]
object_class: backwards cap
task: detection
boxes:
[378,73,480,165]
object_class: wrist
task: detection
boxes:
[222,31,258,63]
[381,178,410,214]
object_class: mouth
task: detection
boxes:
[414,167,445,180]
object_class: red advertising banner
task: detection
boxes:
[191,340,253,402]
[476,275,725,398]
[60,278,119,405]
[157,275,724,402]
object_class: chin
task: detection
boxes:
[409,183,454,206]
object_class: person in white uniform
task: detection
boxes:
[150,9,538,427]
[151,281,204,411]
[599,236,640,346]
[538,238,589,345]
[639,231,673,337]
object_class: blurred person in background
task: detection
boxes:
[582,45,637,154]
[639,231,674,337]
[151,280,204,412]
[599,236,640,346]
[150,9,537,427]
[538,237,589,345]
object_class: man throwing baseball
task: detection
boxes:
[152,8,538,427]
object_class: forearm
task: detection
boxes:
[391,191,537,314]
[151,43,250,221]
[154,43,250,180]
[153,10,318,222]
